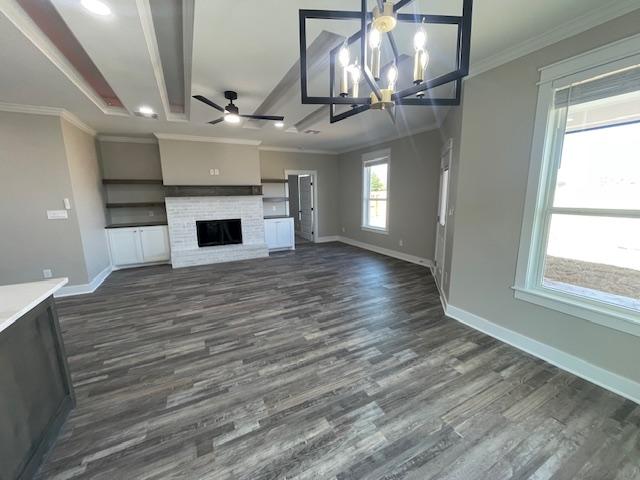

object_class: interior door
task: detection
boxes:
[434,139,452,290]
[288,175,300,233]
[299,175,314,241]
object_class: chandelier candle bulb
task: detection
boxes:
[338,44,350,96]
[387,64,398,92]
[350,62,361,99]
[413,50,429,83]
[369,28,382,80]
[413,25,428,83]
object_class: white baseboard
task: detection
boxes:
[337,236,433,268]
[445,303,640,405]
[316,236,340,243]
[55,264,113,298]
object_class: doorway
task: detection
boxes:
[434,139,452,290]
[285,170,318,244]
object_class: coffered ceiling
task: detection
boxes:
[0,0,637,153]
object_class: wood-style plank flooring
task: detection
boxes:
[37,242,640,479]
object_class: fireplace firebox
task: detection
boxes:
[196,219,242,247]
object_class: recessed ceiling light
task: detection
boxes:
[81,0,111,16]
[137,105,155,117]
[274,121,285,128]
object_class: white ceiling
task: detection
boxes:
[0,0,637,153]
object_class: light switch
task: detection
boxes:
[47,210,68,220]
[63,198,71,209]
[43,269,52,278]
[210,169,215,175]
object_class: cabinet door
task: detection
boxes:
[139,226,170,262]
[109,228,142,266]
[264,220,278,249]
[275,220,292,248]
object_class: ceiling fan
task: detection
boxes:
[193,91,285,126]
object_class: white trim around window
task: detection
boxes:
[515,34,640,337]
[361,148,391,234]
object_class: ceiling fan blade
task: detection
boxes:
[208,118,225,125]
[193,95,225,113]
[240,114,285,121]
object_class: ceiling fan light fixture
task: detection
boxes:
[81,0,111,16]
[224,113,241,124]
[274,121,285,128]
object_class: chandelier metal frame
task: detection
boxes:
[299,0,473,123]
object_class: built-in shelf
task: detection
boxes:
[102,179,163,185]
[262,197,289,202]
[261,178,288,184]
[105,221,167,229]
[105,202,165,208]
[264,215,292,219]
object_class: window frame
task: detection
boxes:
[514,34,640,337]
[361,148,391,234]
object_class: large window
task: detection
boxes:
[362,149,390,233]
[515,38,640,335]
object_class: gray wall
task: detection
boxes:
[338,129,442,259]
[62,119,110,280]
[98,141,162,179]
[98,140,165,225]
[443,10,640,383]
[159,139,260,185]
[260,150,340,237]
[0,112,91,286]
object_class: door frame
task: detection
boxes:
[434,139,453,291]
[285,169,319,243]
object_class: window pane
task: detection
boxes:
[367,163,388,200]
[543,214,640,310]
[553,91,640,210]
[367,200,387,229]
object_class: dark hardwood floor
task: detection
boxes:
[37,242,640,479]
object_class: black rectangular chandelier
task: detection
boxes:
[299,0,473,123]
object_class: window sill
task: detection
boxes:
[513,285,640,337]
[361,226,389,235]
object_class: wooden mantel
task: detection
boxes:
[163,185,262,197]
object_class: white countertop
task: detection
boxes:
[0,278,68,334]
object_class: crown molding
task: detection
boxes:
[60,111,97,136]
[336,121,441,155]
[153,133,262,146]
[259,146,337,155]
[97,135,157,144]
[469,0,640,78]
[0,102,62,116]
[0,102,96,136]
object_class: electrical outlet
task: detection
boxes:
[399,239,404,247]
[43,269,52,279]
[272,205,277,211]
[214,168,220,175]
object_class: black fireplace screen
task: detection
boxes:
[196,219,242,247]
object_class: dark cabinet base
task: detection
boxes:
[0,297,75,480]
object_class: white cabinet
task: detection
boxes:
[264,217,295,251]
[139,226,171,262]
[107,225,170,267]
